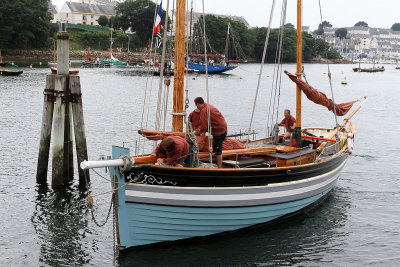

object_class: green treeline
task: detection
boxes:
[0,0,55,49]
[0,0,340,62]
[192,15,341,62]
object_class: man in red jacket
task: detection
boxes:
[188,108,201,130]
[278,109,296,139]
[194,97,227,168]
[153,136,189,167]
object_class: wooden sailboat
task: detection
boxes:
[81,0,366,251]
[186,22,239,73]
[354,52,385,72]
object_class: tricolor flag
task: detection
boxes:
[153,1,162,35]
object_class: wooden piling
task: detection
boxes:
[37,27,90,188]
[57,31,69,75]
[70,75,90,186]
[36,75,56,184]
[52,75,67,187]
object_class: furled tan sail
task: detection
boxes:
[285,71,355,116]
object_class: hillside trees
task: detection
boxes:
[354,21,368,27]
[335,28,348,39]
[115,0,169,45]
[391,23,400,31]
[0,0,52,49]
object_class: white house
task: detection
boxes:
[58,1,116,25]
[48,1,58,23]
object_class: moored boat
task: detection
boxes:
[186,60,237,73]
[359,66,385,72]
[0,69,23,76]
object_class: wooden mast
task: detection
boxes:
[173,0,186,132]
[294,0,302,147]
[224,22,230,62]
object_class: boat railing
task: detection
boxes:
[319,141,341,158]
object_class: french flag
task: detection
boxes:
[153,1,162,35]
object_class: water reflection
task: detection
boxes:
[32,185,92,266]
[118,188,350,267]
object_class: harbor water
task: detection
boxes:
[1,62,400,266]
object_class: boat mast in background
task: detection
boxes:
[224,22,231,63]
[173,0,186,132]
[294,0,302,147]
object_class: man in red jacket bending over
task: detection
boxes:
[188,108,201,130]
[194,97,227,168]
[153,136,189,167]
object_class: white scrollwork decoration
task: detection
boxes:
[127,172,177,186]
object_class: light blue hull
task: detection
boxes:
[121,189,331,247]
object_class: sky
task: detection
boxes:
[52,0,400,30]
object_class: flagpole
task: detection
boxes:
[155,0,170,131]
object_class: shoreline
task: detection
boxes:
[2,49,152,62]
[2,49,353,64]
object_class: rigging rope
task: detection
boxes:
[267,0,287,136]
[318,0,339,128]
[138,2,160,153]
[201,0,213,163]
[184,0,192,124]
[162,78,171,131]
[247,0,277,142]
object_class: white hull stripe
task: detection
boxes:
[125,164,345,207]
[126,159,347,194]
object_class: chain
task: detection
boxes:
[88,193,114,227]
[113,194,118,266]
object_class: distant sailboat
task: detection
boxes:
[101,29,127,66]
[185,22,240,73]
[354,52,384,73]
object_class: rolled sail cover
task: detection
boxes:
[284,70,355,116]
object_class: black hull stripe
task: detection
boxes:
[125,153,347,187]
[126,160,346,195]
[125,163,343,207]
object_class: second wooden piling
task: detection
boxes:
[70,75,90,186]
[36,75,56,183]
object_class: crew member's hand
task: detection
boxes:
[157,158,164,164]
